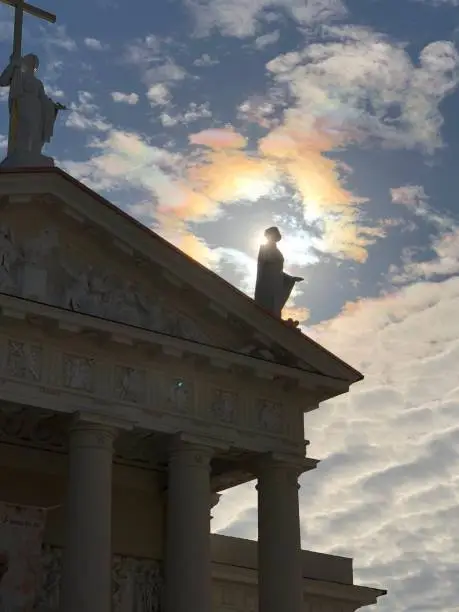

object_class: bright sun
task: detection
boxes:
[251,230,268,251]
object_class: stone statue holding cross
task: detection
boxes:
[0,0,67,168]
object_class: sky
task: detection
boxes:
[0,0,459,610]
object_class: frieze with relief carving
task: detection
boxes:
[167,378,194,414]
[34,545,162,612]
[0,332,295,448]
[62,354,94,392]
[114,365,147,404]
[210,388,238,424]
[5,339,43,382]
[0,406,67,450]
[0,224,209,344]
[256,398,283,434]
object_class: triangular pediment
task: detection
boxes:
[0,168,362,387]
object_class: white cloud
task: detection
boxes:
[59,129,182,203]
[65,91,112,132]
[213,272,459,611]
[390,185,455,231]
[144,59,187,85]
[42,24,77,51]
[84,37,108,51]
[111,91,139,105]
[44,84,65,99]
[385,189,459,285]
[123,35,186,104]
[193,53,220,67]
[124,34,162,64]
[214,247,257,295]
[146,83,170,106]
[185,0,347,37]
[124,35,185,83]
[237,96,277,125]
[393,229,459,283]
[267,27,459,152]
[254,29,280,49]
[159,102,212,126]
[390,185,428,208]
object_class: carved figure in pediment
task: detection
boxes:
[64,267,103,316]
[141,297,166,331]
[108,282,145,327]
[24,227,59,265]
[0,225,22,291]
[0,223,209,343]
[176,314,206,343]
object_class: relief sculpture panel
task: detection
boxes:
[62,354,94,392]
[114,365,147,405]
[167,378,194,414]
[35,545,163,612]
[256,398,284,435]
[0,332,293,449]
[210,388,239,425]
[0,223,209,344]
[5,339,43,382]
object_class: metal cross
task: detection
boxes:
[0,0,56,60]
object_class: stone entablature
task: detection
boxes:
[0,304,313,456]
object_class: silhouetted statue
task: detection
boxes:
[254,226,303,317]
[0,53,66,167]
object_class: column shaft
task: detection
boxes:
[165,440,213,612]
[258,458,303,612]
[60,419,116,612]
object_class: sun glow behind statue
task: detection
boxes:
[251,227,319,268]
[231,175,275,202]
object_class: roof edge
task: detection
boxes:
[0,167,364,383]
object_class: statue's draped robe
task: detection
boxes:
[0,61,57,155]
[254,243,296,317]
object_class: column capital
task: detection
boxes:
[168,432,228,463]
[69,413,121,452]
[254,452,318,478]
[168,438,214,468]
[71,410,134,432]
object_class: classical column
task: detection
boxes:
[164,437,214,612]
[257,455,305,612]
[60,416,117,612]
